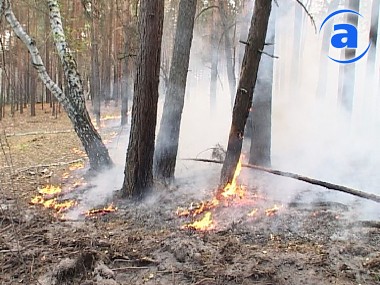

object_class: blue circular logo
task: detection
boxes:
[320,9,371,64]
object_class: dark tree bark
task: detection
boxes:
[338,0,359,113]
[154,0,197,181]
[220,0,272,187]
[249,10,275,167]
[121,0,164,198]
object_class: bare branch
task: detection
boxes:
[259,49,279,59]
[295,0,317,33]
[195,5,219,21]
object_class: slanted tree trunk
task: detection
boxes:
[121,0,164,198]
[154,0,197,181]
[0,0,112,171]
[249,10,275,167]
[338,0,359,113]
[47,0,112,169]
[220,0,272,187]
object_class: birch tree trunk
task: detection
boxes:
[1,0,112,171]
[220,0,272,187]
[121,0,164,198]
[154,0,197,181]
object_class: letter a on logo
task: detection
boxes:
[331,24,358,48]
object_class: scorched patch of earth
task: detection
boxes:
[1,111,380,284]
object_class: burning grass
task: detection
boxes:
[177,157,284,231]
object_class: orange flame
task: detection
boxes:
[265,204,282,217]
[178,157,246,231]
[38,185,62,196]
[219,159,245,200]
[182,212,214,231]
[247,208,259,217]
[85,204,117,218]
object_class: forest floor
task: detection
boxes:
[1,104,380,285]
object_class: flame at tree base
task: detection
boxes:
[181,212,214,231]
[177,157,284,231]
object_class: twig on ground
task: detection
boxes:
[181,158,380,204]
[112,266,150,271]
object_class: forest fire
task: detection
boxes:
[177,158,247,231]
[37,185,62,198]
[85,204,117,218]
[177,158,284,231]
[31,185,77,214]
[181,212,214,231]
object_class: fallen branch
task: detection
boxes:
[3,159,85,174]
[182,158,380,204]
[5,130,73,137]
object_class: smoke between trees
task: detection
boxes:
[64,0,379,222]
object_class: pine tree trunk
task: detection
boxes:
[219,0,236,107]
[90,7,101,127]
[121,1,131,126]
[338,0,359,113]
[317,0,339,98]
[209,2,218,112]
[154,0,197,181]
[249,11,275,167]
[121,0,164,198]
[367,0,379,78]
[220,0,272,187]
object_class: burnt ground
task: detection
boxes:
[1,106,380,285]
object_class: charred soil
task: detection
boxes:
[1,108,380,285]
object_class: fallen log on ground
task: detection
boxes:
[5,130,74,137]
[182,158,380,204]
[1,159,84,174]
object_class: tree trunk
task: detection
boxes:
[121,0,164,198]
[154,0,197,181]
[219,0,236,108]
[367,0,379,80]
[121,1,131,127]
[90,3,101,127]
[338,0,359,113]
[317,0,339,98]
[249,10,275,167]
[289,2,303,97]
[220,0,272,187]
[0,0,112,171]
[209,2,218,112]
